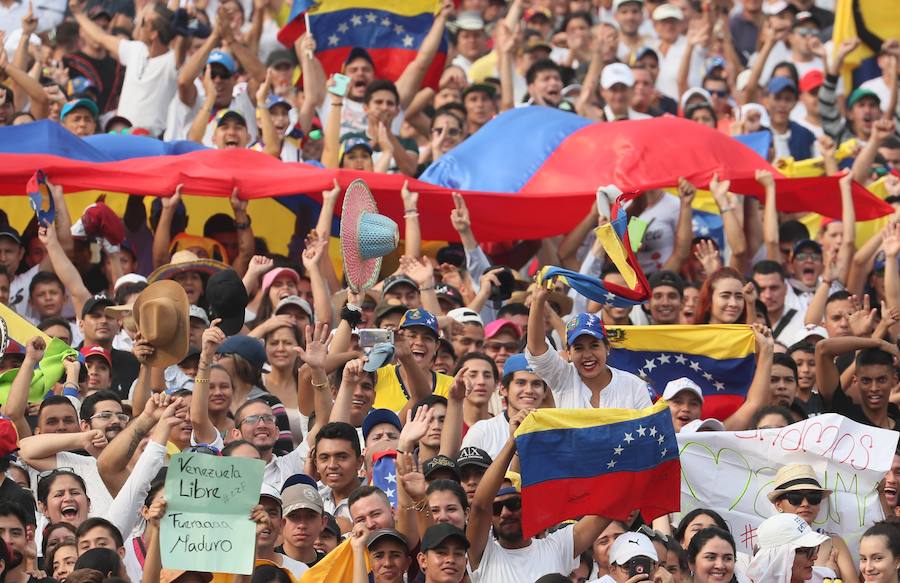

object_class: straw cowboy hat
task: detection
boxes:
[148,250,228,284]
[133,280,190,367]
[766,464,833,503]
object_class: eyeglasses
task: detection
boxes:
[492,496,522,515]
[209,68,233,80]
[431,126,463,138]
[37,467,77,485]
[485,341,519,353]
[793,252,822,262]
[239,414,277,427]
[794,27,817,37]
[709,89,728,97]
[795,546,819,558]
[90,411,130,424]
[781,491,823,506]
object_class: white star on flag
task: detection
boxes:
[394,24,405,34]
[384,487,395,498]
[636,425,646,436]
[605,291,617,302]
[381,16,391,26]
[714,381,725,391]
[366,12,377,22]
[607,460,616,469]
[644,358,657,372]
[327,34,339,46]
[402,34,414,47]
[702,371,713,381]
[351,14,362,25]
[657,354,671,364]
[337,22,349,33]
[674,354,687,364]
[624,432,634,444]
[385,473,396,484]
[661,448,667,456]
[649,427,657,436]
[689,360,701,371]
[613,445,623,455]
[657,434,665,444]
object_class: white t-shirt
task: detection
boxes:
[637,193,680,274]
[277,553,309,579]
[525,344,654,410]
[117,40,178,136]
[470,525,579,583]
[653,35,705,100]
[461,413,509,459]
[861,76,891,107]
[205,431,308,492]
[163,80,258,143]
[8,264,39,318]
[317,97,403,140]
[56,451,114,515]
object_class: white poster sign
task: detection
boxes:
[676,414,898,555]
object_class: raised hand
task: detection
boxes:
[230,187,247,213]
[751,323,773,353]
[24,336,46,363]
[449,366,470,401]
[399,404,432,447]
[398,255,434,287]
[301,236,328,271]
[322,178,341,203]
[884,221,900,257]
[255,69,272,106]
[397,450,427,501]
[246,255,274,280]
[677,177,697,207]
[132,332,157,366]
[755,169,775,189]
[294,322,331,370]
[849,294,877,337]
[401,180,419,211]
[162,184,183,210]
[201,318,226,360]
[694,239,722,276]
[450,192,471,233]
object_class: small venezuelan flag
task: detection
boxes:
[277,0,447,89]
[605,324,757,421]
[514,401,680,539]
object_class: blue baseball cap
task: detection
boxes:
[502,353,533,377]
[565,313,607,346]
[265,94,292,111]
[281,473,318,491]
[362,408,402,441]
[61,98,99,121]
[399,308,439,337]
[706,56,726,75]
[216,335,267,370]
[208,50,236,74]
[766,77,798,96]
[340,133,374,157]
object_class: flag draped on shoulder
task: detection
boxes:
[513,402,680,539]
[605,324,757,421]
[277,0,447,89]
[299,537,370,583]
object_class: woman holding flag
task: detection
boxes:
[525,285,653,410]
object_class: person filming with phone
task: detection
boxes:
[594,531,674,583]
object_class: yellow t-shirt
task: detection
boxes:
[373,364,452,412]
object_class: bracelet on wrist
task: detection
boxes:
[420,285,435,291]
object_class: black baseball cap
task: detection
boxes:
[322,512,341,537]
[366,528,409,551]
[456,446,492,470]
[423,455,460,480]
[792,239,823,255]
[462,83,496,100]
[435,283,464,307]
[345,47,374,67]
[647,270,685,295]
[421,523,470,552]
[382,274,419,294]
[436,244,466,268]
[82,294,115,318]
[0,226,22,246]
[373,300,407,326]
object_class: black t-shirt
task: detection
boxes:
[828,383,900,428]
[0,477,37,525]
[110,349,140,398]
[794,393,826,417]
[63,52,124,114]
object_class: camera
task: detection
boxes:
[358,328,394,350]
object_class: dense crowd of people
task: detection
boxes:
[1,0,900,581]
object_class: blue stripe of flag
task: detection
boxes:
[287,0,316,24]
[309,9,441,53]
[607,350,754,397]
[516,408,678,488]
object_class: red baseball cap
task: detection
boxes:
[484,319,523,340]
[799,69,824,93]
[80,345,112,367]
[0,417,19,458]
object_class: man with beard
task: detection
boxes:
[0,503,51,583]
[467,410,614,582]
[770,353,800,409]
[788,240,824,300]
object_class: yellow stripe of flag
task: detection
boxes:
[311,0,439,17]
[606,324,756,360]
[515,400,669,437]
[596,222,638,289]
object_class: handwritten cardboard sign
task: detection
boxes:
[676,414,897,557]
[161,452,265,574]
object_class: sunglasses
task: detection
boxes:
[794,27,817,37]
[795,546,819,558]
[239,413,277,427]
[781,491,823,506]
[492,496,522,515]
[209,68,233,80]
[708,89,728,97]
[793,252,822,262]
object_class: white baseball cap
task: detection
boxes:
[756,514,829,550]
[652,4,684,21]
[613,0,643,10]
[113,273,148,292]
[762,0,790,15]
[189,305,210,326]
[662,377,703,403]
[681,418,725,433]
[454,11,485,31]
[610,532,659,565]
[447,307,484,326]
[601,63,635,89]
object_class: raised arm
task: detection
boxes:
[321,79,343,169]
[69,0,121,60]
[297,33,326,110]
[18,430,106,471]
[450,192,479,251]
[294,323,332,444]
[394,0,451,110]
[96,394,165,496]
[188,70,218,143]
[6,337,46,439]
[709,174,747,267]
[191,320,226,444]
[677,24,708,99]
[329,358,364,425]
[527,286,549,357]
[176,21,220,107]
[401,181,421,259]
[38,224,91,318]
[815,335,896,405]
[229,187,255,276]
[884,222,900,313]
[496,20,517,112]
[851,120,894,184]
[820,38,860,141]
[467,410,527,570]
[151,186,182,268]
[804,248,839,327]
[757,170,780,261]
[0,40,49,119]
[724,325,774,430]
[834,172,856,282]
[301,237,333,325]
[399,255,443,316]
[439,368,466,458]
[662,178,696,272]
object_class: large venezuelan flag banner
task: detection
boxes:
[299,537,369,582]
[514,402,680,539]
[277,0,447,88]
[606,325,757,421]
